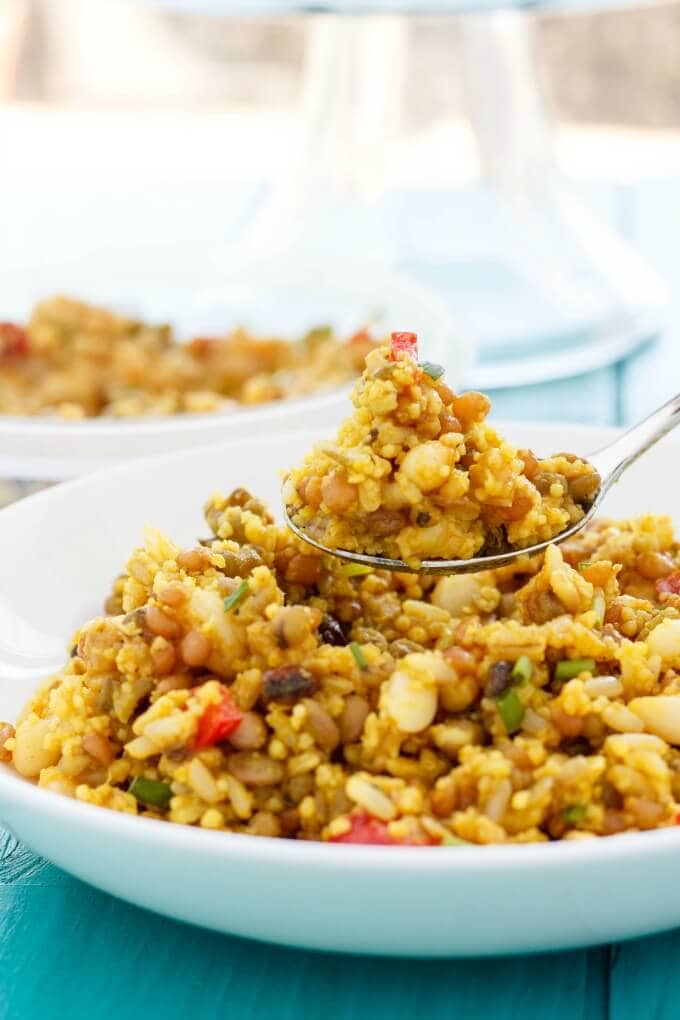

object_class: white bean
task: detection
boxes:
[647,619,680,664]
[346,775,397,821]
[12,718,60,778]
[431,575,482,616]
[584,675,623,698]
[629,696,680,745]
[381,652,444,733]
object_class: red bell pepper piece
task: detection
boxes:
[389,331,418,362]
[657,571,680,597]
[329,810,439,846]
[329,811,396,845]
[195,686,244,748]
[0,323,29,358]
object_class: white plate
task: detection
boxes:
[0,255,466,481]
[1,421,680,957]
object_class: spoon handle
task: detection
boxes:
[590,392,680,491]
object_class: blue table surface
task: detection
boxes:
[2,176,680,1020]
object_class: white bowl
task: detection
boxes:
[0,254,466,481]
[1,421,679,956]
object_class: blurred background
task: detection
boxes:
[4,0,680,127]
[0,0,677,423]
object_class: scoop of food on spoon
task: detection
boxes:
[282,334,680,574]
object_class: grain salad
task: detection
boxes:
[4,485,680,846]
[284,331,600,566]
[0,296,377,418]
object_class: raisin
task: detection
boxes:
[262,666,316,703]
[484,660,514,698]
[319,614,348,647]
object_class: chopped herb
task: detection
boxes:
[554,658,596,684]
[592,588,606,627]
[496,687,524,733]
[340,563,373,578]
[349,641,368,670]
[441,833,471,847]
[129,776,172,809]
[511,655,533,685]
[420,361,445,381]
[416,511,431,527]
[563,804,587,825]
[223,580,250,613]
[577,560,593,572]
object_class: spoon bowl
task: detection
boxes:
[284,392,680,574]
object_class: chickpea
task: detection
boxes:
[146,604,181,639]
[339,695,370,743]
[151,640,177,675]
[568,472,601,504]
[298,476,323,509]
[443,646,477,675]
[229,711,268,751]
[519,449,539,480]
[438,412,462,435]
[180,629,212,667]
[177,548,210,573]
[303,699,340,751]
[439,673,478,712]
[364,509,404,537]
[636,551,675,580]
[628,798,665,830]
[451,391,490,428]
[321,472,358,513]
[82,732,115,766]
[285,554,322,586]
[155,673,192,695]
[485,492,534,525]
[157,584,186,608]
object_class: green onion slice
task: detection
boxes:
[554,658,596,684]
[562,804,587,825]
[223,580,250,613]
[511,655,533,685]
[577,560,593,572]
[496,687,524,733]
[129,776,172,809]
[340,563,373,578]
[420,361,445,381]
[349,641,369,670]
[441,833,471,847]
[592,588,606,627]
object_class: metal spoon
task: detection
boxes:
[284,392,680,575]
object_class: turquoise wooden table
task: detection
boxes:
[1,177,680,1020]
